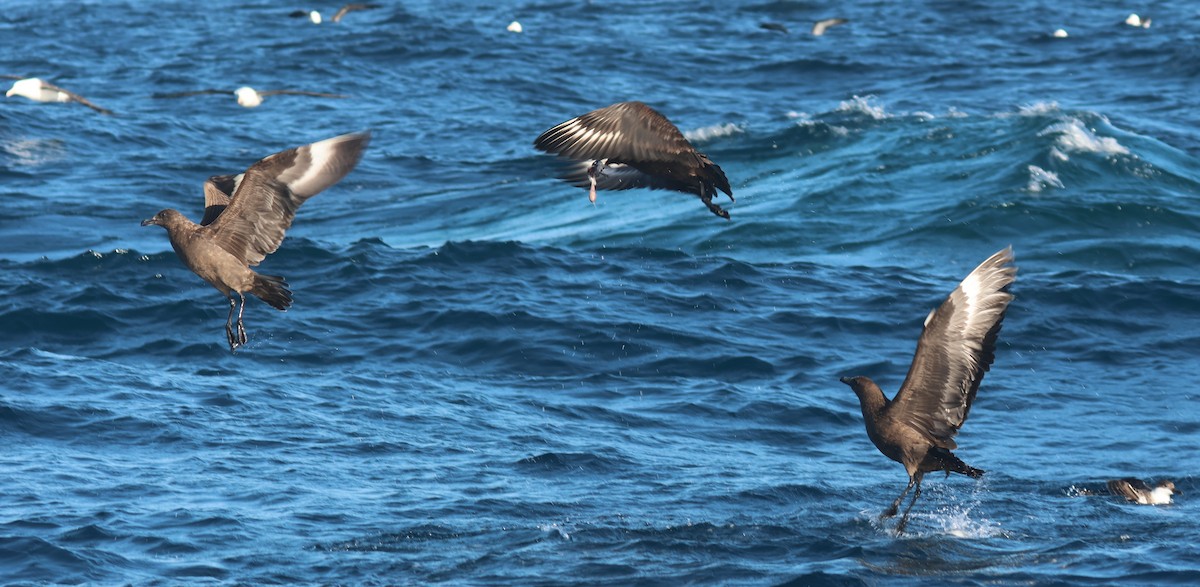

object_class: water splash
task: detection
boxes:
[1039,118,1130,155]
[683,123,743,143]
[836,95,890,120]
[1027,165,1065,192]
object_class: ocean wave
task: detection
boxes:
[1039,118,1130,156]
[683,122,744,143]
[1026,165,1064,192]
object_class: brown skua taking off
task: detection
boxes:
[840,247,1016,533]
[142,132,369,352]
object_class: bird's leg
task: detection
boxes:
[883,475,917,518]
[225,295,238,352]
[587,159,602,204]
[895,474,925,535]
[235,292,248,347]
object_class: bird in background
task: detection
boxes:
[4,76,113,115]
[154,86,348,108]
[840,247,1016,534]
[534,101,734,220]
[289,3,379,24]
[142,132,369,352]
[1107,478,1179,505]
[811,18,849,36]
[1123,13,1151,28]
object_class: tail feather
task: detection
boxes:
[251,273,292,310]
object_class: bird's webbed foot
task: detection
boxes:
[701,195,730,219]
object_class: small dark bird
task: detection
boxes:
[1107,478,1179,505]
[5,76,113,115]
[840,247,1016,533]
[811,18,849,36]
[534,101,734,219]
[760,22,790,34]
[154,87,348,108]
[142,132,369,352]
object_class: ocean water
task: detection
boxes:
[2,0,1199,584]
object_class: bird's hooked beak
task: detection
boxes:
[839,376,853,385]
[141,217,158,227]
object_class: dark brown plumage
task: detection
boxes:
[533,101,734,219]
[142,132,369,352]
[840,247,1016,533]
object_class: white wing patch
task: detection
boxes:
[286,135,343,197]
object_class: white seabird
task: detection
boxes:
[5,77,113,115]
[1124,13,1151,28]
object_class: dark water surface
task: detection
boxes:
[2,0,1199,584]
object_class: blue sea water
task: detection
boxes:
[2,0,1199,583]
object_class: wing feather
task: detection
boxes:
[891,247,1016,447]
[199,174,242,226]
[40,80,113,115]
[533,101,696,164]
[206,132,369,265]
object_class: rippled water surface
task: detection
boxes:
[2,0,1199,584]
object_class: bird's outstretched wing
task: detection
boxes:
[199,174,242,226]
[207,132,370,265]
[812,18,849,36]
[891,247,1017,448]
[41,80,113,115]
[257,90,349,99]
[534,101,697,165]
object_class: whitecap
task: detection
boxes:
[1016,101,1060,116]
[794,119,849,136]
[683,122,743,142]
[538,523,571,541]
[3,138,68,167]
[1039,118,1129,155]
[836,95,889,120]
[1027,165,1064,192]
[31,348,90,362]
